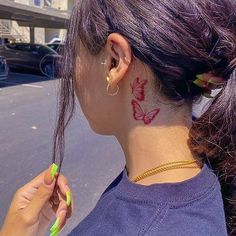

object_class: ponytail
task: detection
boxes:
[189,58,236,235]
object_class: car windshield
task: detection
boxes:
[48,45,58,51]
[34,45,57,55]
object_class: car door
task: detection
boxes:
[4,44,20,69]
[28,45,42,72]
[5,44,32,70]
[16,44,36,71]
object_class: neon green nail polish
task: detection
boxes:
[51,163,58,179]
[50,225,65,236]
[50,217,60,232]
[50,228,59,236]
[66,190,71,206]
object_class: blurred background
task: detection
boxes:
[0,0,217,235]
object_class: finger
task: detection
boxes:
[56,174,69,197]
[50,186,61,212]
[21,163,59,191]
[50,211,67,236]
[56,175,73,218]
[49,176,73,216]
[66,189,73,219]
[49,200,67,236]
[57,174,72,207]
[53,185,73,220]
[23,164,58,224]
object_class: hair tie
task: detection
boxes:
[193,71,225,98]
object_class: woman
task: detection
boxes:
[1,0,236,235]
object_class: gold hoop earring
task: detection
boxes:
[106,76,119,96]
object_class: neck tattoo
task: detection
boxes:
[130,77,160,125]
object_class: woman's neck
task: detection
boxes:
[116,124,202,185]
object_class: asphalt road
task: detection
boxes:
[0,72,124,235]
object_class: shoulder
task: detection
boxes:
[145,180,227,236]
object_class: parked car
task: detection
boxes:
[48,38,63,44]
[0,56,9,80]
[47,43,65,55]
[0,43,60,77]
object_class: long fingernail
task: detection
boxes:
[66,190,71,207]
[51,163,58,179]
[50,218,64,236]
[50,228,59,236]
[50,217,60,232]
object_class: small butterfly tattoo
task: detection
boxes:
[131,99,160,125]
[130,77,148,101]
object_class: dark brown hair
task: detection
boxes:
[52,0,236,234]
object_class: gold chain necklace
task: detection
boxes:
[132,160,201,183]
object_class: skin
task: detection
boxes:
[75,33,202,185]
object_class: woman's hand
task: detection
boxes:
[0,164,73,236]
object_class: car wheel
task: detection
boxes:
[43,63,54,78]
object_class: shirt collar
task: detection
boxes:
[114,163,218,204]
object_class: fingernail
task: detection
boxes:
[50,228,59,236]
[50,217,65,236]
[50,217,60,232]
[44,163,58,186]
[51,163,58,179]
[66,190,71,207]
[51,222,65,236]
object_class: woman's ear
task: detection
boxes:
[105,33,132,86]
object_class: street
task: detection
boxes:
[0,72,124,235]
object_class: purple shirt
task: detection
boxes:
[68,163,227,235]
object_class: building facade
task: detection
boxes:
[0,0,75,44]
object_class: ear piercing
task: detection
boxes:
[101,59,119,96]
[106,76,119,96]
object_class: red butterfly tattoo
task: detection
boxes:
[131,99,160,125]
[130,77,148,101]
